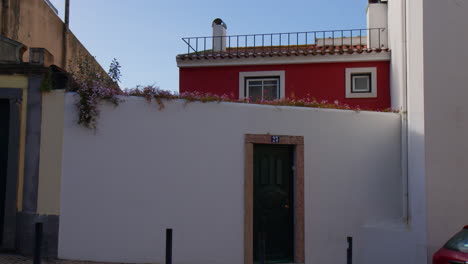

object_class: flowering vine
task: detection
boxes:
[68,56,123,129]
[67,57,396,129]
[124,86,396,113]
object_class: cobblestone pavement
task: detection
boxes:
[0,254,144,264]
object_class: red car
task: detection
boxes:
[433,226,468,264]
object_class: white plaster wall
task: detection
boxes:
[363,1,430,264]
[360,1,430,263]
[395,0,428,262]
[367,3,388,49]
[422,0,468,259]
[388,0,405,111]
[380,0,468,261]
[391,0,430,261]
[59,94,402,264]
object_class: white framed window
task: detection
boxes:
[345,67,377,98]
[239,71,285,101]
[246,78,279,102]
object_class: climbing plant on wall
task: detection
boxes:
[67,56,397,129]
[68,56,123,129]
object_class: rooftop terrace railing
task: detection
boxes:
[181,28,387,56]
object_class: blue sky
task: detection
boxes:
[49,0,369,92]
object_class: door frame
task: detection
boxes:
[0,88,21,249]
[244,134,304,264]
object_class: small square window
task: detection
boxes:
[351,73,372,93]
[345,67,377,98]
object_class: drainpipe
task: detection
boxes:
[62,0,70,70]
[401,0,410,225]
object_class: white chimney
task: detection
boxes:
[367,0,388,49]
[212,18,227,52]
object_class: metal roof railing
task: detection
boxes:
[181,28,387,56]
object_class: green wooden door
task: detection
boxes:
[0,99,10,245]
[253,144,294,263]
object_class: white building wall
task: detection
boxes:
[422,0,468,259]
[363,0,468,261]
[367,3,388,49]
[406,0,428,261]
[388,0,405,111]
[345,1,430,263]
[59,94,402,264]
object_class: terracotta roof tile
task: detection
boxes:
[177,44,389,60]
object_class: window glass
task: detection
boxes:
[354,77,369,91]
[351,74,371,93]
[247,78,279,102]
[249,85,263,102]
[263,80,278,86]
[263,85,278,100]
[444,229,468,253]
[249,80,263,86]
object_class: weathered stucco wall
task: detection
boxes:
[59,94,402,264]
[0,0,103,72]
[37,90,65,215]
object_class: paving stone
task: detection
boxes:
[0,254,145,264]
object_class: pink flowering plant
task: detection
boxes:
[126,85,177,110]
[68,57,396,129]
[124,87,396,113]
[69,57,123,129]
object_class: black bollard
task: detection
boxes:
[347,236,353,264]
[34,222,43,264]
[166,229,172,264]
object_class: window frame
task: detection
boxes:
[239,71,285,100]
[351,73,372,93]
[345,67,377,98]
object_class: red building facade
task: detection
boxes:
[177,17,391,110]
[179,60,390,109]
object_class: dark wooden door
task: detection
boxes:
[253,144,294,263]
[0,99,10,245]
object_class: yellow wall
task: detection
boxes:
[0,75,28,211]
[37,90,65,215]
[1,0,106,216]
[1,0,105,73]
